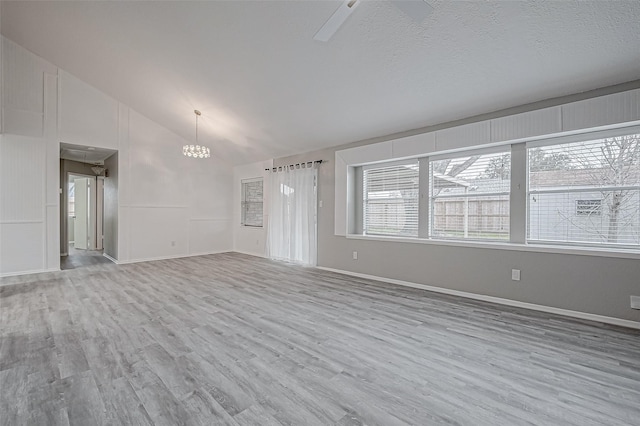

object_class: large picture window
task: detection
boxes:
[429,150,511,240]
[356,127,639,253]
[363,161,419,237]
[528,133,640,247]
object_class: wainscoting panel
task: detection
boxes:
[0,222,45,274]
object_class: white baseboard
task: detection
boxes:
[114,250,232,265]
[0,267,60,280]
[232,250,266,258]
[316,266,640,330]
[103,253,118,264]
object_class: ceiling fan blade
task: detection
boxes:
[313,0,361,42]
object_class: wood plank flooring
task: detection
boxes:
[1,252,639,425]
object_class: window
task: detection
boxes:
[429,150,510,240]
[363,161,419,236]
[528,133,640,247]
[576,199,602,216]
[68,182,75,217]
[241,178,263,227]
[354,127,639,252]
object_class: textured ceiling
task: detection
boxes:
[2,1,640,165]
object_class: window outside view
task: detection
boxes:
[361,131,640,249]
[430,151,511,240]
[528,134,640,247]
[241,179,264,227]
[363,163,419,237]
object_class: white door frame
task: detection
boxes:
[68,172,98,250]
[96,176,104,250]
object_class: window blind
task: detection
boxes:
[241,179,264,227]
[528,133,640,247]
[429,151,510,240]
[363,162,419,237]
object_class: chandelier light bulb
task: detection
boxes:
[183,110,211,159]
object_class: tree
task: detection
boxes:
[552,134,639,243]
[483,154,510,179]
[592,135,639,243]
[482,148,572,179]
[528,148,572,172]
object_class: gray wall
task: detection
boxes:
[273,80,640,323]
[103,153,118,259]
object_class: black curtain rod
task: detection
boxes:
[265,159,323,171]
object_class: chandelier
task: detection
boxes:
[91,165,105,175]
[183,110,210,158]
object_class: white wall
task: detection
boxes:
[1,37,59,275]
[0,36,233,276]
[232,160,271,257]
[103,152,118,259]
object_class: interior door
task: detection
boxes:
[96,177,104,250]
[74,178,89,250]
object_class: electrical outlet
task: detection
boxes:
[511,269,521,281]
[631,296,640,310]
[171,241,176,247]
[352,251,358,260]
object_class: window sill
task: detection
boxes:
[345,234,640,260]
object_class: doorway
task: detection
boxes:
[62,173,107,269]
[59,143,117,270]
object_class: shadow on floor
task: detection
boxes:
[60,243,113,270]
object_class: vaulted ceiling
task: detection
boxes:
[2,1,640,165]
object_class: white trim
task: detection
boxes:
[241,176,263,184]
[114,250,232,265]
[345,233,640,260]
[102,253,118,264]
[232,249,267,258]
[429,144,510,162]
[525,123,640,149]
[316,266,640,330]
[0,267,60,280]
[361,158,419,171]
[127,205,189,209]
[0,219,44,224]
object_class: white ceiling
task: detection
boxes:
[2,1,640,165]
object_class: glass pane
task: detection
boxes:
[430,151,510,240]
[529,190,640,246]
[431,152,510,196]
[431,195,510,240]
[529,134,640,191]
[528,133,640,247]
[241,180,263,227]
[364,163,419,237]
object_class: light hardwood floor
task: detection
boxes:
[1,252,639,425]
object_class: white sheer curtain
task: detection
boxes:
[267,164,317,266]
